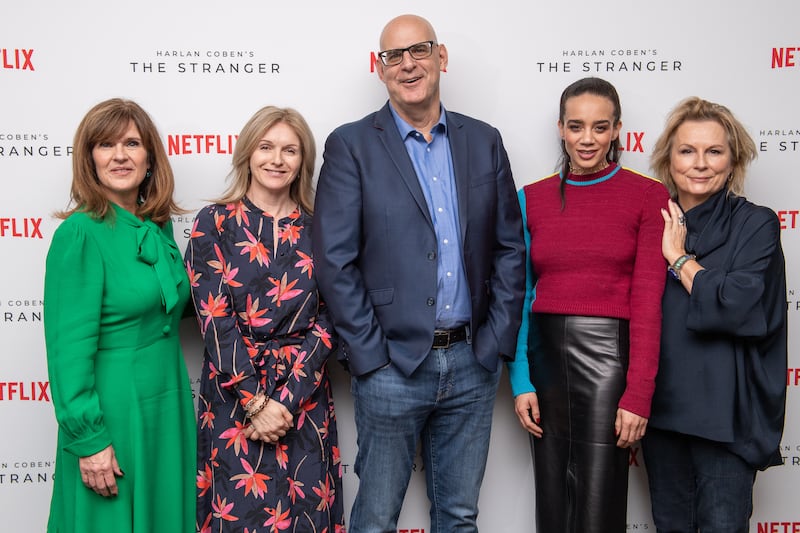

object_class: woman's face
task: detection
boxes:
[669,120,732,211]
[247,121,302,203]
[92,120,149,209]
[559,93,620,174]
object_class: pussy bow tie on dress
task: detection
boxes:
[135,222,180,314]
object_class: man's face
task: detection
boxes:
[377,17,448,115]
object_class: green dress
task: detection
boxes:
[44,204,195,533]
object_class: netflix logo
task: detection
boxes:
[1,48,34,71]
[167,134,239,156]
[0,381,50,401]
[771,47,800,69]
[778,211,800,230]
[0,217,43,238]
[757,523,800,533]
[618,131,646,153]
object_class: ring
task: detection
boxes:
[677,215,686,226]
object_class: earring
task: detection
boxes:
[145,169,152,179]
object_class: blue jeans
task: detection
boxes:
[642,427,756,533]
[349,340,501,533]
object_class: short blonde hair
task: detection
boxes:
[651,97,757,197]
[215,106,316,213]
[61,98,180,225]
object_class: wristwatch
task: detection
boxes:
[668,254,696,281]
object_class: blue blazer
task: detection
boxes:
[313,102,525,377]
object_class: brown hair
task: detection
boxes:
[215,106,317,213]
[651,97,757,197]
[59,98,181,224]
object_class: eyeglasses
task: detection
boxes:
[377,41,436,66]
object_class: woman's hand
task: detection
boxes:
[514,392,543,438]
[79,445,123,497]
[246,399,294,444]
[661,198,688,265]
[614,408,647,448]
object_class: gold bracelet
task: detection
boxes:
[243,394,259,411]
[245,395,267,418]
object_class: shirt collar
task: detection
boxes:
[389,102,448,139]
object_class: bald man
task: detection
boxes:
[313,14,525,532]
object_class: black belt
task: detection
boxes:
[432,325,468,349]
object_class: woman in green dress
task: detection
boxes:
[44,98,195,533]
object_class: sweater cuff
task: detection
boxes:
[506,358,536,396]
[618,385,654,419]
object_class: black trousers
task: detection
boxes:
[529,314,630,533]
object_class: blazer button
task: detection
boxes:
[427,297,435,306]
[427,251,436,260]
[162,325,171,335]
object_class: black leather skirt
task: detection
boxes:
[529,314,630,533]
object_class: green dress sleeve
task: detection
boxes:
[44,217,112,457]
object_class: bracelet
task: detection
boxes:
[668,254,696,281]
[244,395,268,418]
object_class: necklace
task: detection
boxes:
[569,160,609,175]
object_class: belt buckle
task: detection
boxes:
[439,329,452,349]
[433,327,462,349]
[432,329,447,349]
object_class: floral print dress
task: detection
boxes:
[185,197,344,533]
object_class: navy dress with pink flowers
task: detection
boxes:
[185,197,344,533]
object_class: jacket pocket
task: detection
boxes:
[368,287,394,306]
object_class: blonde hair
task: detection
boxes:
[651,97,757,197]
[215,106,317,213]
[60,98,181,224]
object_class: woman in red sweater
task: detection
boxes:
[507,77,669,532]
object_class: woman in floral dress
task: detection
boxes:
[185,106,344,532]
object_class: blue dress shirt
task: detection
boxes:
[390,104,471,329]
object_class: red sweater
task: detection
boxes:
[523,163,669,417]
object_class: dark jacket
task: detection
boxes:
[650,188,787,469]
[312,102,525,377]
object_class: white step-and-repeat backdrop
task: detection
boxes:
[2,1,798,531]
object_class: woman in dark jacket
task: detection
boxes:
[644,97,787,533]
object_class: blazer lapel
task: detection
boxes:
[373,103,433,227]
[446,111,470,242]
